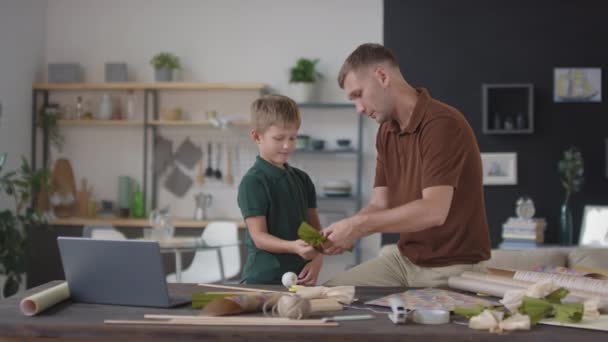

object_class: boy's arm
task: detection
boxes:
[306,208,322,230]
[298,208,324,285]
[245,215,318,260]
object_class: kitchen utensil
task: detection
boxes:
[224,144,234,185]
[76,178,90,217]
[194,192,213,220]
[205,142,214,177]
[51,158,77,218]
[215,142,223,180]
[196,145,205,185]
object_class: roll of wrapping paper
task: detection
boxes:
[19,282,70,316]
[461,272,607,301]
[449,273,608,311]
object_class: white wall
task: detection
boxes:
[0,0,47,211]
[43,0,383,260]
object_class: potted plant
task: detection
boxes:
[150,52,181,82]
[289,58,322,103]
[557,146,584,245]
[0,153,51,297]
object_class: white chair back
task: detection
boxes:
[167,221,241,283]
[82,225,126,240]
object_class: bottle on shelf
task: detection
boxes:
[126,90,136,120]
[493,113,501,129]
[516,112,525,129]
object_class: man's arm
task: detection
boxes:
[245,216,318,260]
[357,185,453,235]
[323,185,453,254]
[356,186,390,216]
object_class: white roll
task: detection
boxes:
[19,282,70,316]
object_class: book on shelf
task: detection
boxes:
[503,217,546,229]
[499,240,544,249]
[501,232,544,243]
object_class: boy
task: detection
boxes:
[237,94,323,285]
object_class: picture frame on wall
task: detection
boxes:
[554,68,602,103]
[480,152,517,185]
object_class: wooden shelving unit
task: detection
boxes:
[32,81,267,218]
[33,82,267,91]
[58,119,144,126]
[147,119,250,127]
[49,217,246,229]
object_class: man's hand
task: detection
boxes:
[291,239,319,260]
[321,217,361,255]
[298,255,323,286]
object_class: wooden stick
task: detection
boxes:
[105,319,337,327]
[198,283,286,294]
[144,314,291,321]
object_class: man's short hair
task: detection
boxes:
[250,94,301,133]
[338,43,399,88]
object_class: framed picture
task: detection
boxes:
[554,68,602,103]
[579,205,608,247]
[480,152,517,185]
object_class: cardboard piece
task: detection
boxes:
[164,166,192,197]
[174,137,202,170]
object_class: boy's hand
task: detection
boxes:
[298,255,323,286]
[291,239,319,260]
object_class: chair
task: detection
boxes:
[166,221,241,283]
[82,224,127,240]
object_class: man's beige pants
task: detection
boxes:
[324,244,484,287]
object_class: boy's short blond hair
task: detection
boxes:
[250,94,301,133]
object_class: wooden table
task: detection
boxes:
[0,282,604,341]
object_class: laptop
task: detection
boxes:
[57,237,190,308]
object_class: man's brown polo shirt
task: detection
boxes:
[374,88,491,267]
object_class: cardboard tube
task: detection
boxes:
[20,282,70,316]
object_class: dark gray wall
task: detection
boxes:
[382,0,608,247]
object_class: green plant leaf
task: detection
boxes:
[545,288,569,304]
[454,304,486,318]
[519,296,554,325]
[298,221,327,247]
[553,303,583,323]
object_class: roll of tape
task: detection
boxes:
[412,309,450,325]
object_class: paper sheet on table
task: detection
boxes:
[540,314,608,331]
[365,288,496,311]
[20,282,70,316]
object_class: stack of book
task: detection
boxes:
[499,217,546,249]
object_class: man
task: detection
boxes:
[322,43,491,287]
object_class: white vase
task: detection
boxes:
[98,93,113,120]
[291,82,316,103]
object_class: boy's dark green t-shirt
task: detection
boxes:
[237,156,317,284]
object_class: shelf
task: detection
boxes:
[484,129,534,135]
[293,148,357,155]
[317,195,359,202]
[48,217,246,229]
[147,119,250,127]
[482,83,534,135]
[297,102,354,109]
[33,82,268,91]
[58,119,144,126]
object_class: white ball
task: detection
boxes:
[281,272,298,288]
